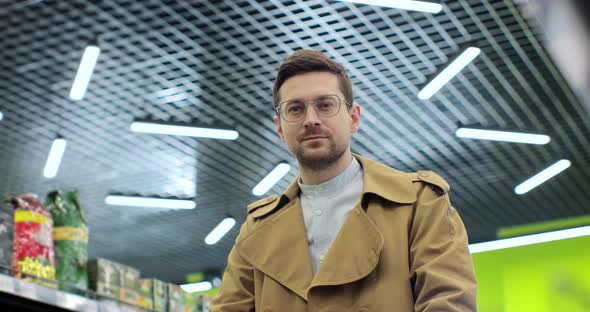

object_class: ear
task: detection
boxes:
[274,115,286,143]
[350,102,361,133]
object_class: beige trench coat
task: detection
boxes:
[210,155,477,311]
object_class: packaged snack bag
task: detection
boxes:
[11,193,56,288]
[46,190,88,294]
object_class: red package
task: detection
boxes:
[11,194,56,288]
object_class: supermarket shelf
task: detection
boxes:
[0,273,142,312]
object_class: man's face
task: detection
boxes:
[274,71,360,170]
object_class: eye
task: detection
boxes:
[285,101,305,114]
[316,97,337,111]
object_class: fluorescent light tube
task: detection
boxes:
[252,163,291,196]
[514,159,571,195]
[181,281,213,293]
[43,138,67,178]
[205,217,236,245]
[336,0,443,13]
[456,128,550,144]
[0,111,3,120]
[105,195,196,209]
[70,46,101,100]
[130,121,239,140]
[469,225,590,253]
[418,47,481,100]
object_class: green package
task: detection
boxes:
[45,191,88,294]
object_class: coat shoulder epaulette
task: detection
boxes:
[246,195,281,219]
[414,170,450,195]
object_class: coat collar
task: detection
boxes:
[236,155,416,301]
[355,154,417,206]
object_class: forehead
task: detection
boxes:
[280,71,341,101]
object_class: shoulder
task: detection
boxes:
[412,170,450,195]
[356,154,450,203]
[246,195,283,219]
[237,195,288,238]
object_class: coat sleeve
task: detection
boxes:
[209,222,255,312]
[409,175,478,312]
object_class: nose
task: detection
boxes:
[302,103,321,128]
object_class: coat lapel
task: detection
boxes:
[308,155,416,290]
[308,204,384,290]
[236,195,313,301]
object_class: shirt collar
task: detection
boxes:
[280,154,417,208]
[297,157,362,196]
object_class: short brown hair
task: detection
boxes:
[272,50,353,109]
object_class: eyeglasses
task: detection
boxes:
[275,94,350,122]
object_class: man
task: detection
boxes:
[210,50,477,311]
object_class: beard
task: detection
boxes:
[295,139,349,171]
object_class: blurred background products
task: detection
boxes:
[0,190,210,311]
[0,202,13,271]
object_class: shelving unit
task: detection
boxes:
[0,273,144,312]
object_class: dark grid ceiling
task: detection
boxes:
[1,0,589,284]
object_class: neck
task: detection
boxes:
[298,150,353,185]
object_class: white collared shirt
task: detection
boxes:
[298,157,364,273]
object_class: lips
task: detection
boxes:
[302,136,325,141]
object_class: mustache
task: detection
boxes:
[298,128,328,141]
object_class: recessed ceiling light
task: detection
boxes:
[205,217,236,245]
[418,47,481,100]
[469,225,590,253]
[456,127,551,145]
[105,195,196,209]
[43,138,67,178]
[130,120,239,140]
[336,0,443,13]
[252,163,291,196]
[70,45,100,101]
[514,160,571,195]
